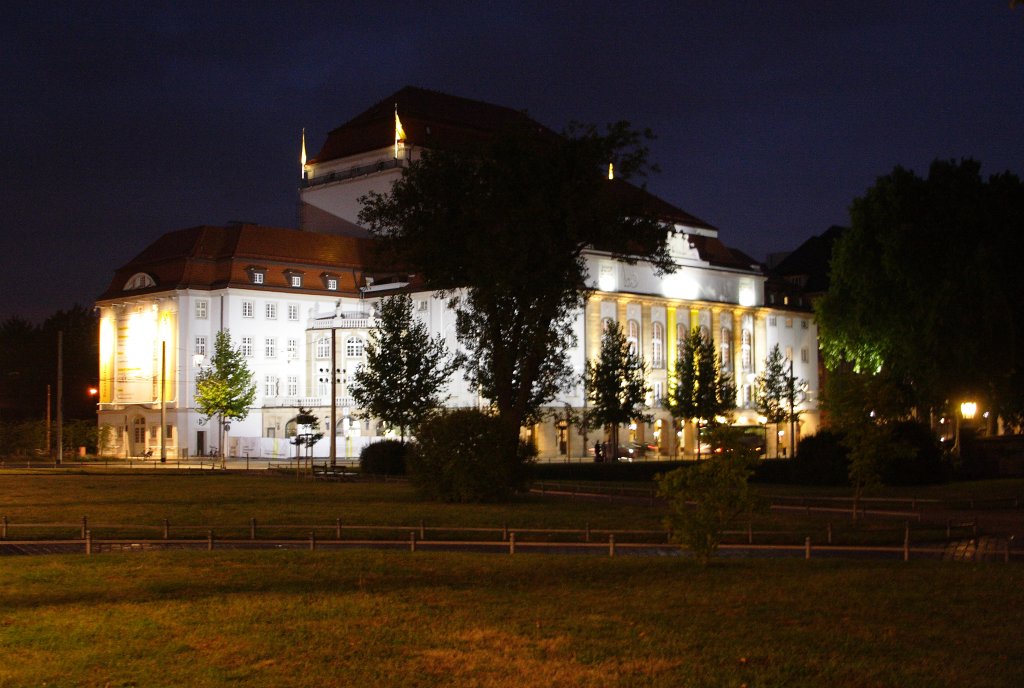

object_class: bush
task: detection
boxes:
[792,430,850,485]
[879,420,947,485]
[657,454,760,565]
[359,439,407,476]
[406,409,536,502]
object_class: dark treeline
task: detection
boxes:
[0,304,98,422]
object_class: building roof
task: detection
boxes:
[98,223,377,301]
[309,86,553,165]
[307,86,759,270]
[769,225,846,294]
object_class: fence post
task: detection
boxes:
[250,518,257,540]
[80,516,88,539]
[747,521,753,545]
[207,530,214,551]
[502,523,508,541]
[409,531,416,553]
[336,518,342,540]
[608,533,616,558]
[903,522,910,562]
[163,518,169,540]
[309,531,316,551]
[509,532,516,555]
[419,519,425,541]
[85,530,92,556]
[1,515,6,540]
[804,536,811,560]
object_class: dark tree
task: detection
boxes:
[665,327,736,458]
[816,159,1024,427]
[584,321,650,459]
[360,121,673,464]
[350,294,459,440]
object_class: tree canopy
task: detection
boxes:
[584,321,650,458]
[195,329,256,460]
[665,327,736,456]
[359,120,674,459]
[350,294,458,440]
[816,159,1024,425]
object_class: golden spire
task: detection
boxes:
[300,128,307,177]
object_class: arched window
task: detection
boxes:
[346,337,364,358]
[720,328,732,370]
[601,317,615,333]
[651,322,664,369]
[315,337,331,359]
[627,320,640,356]
[676,322,688,355]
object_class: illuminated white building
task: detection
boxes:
[96,87,819,460]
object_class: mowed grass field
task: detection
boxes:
[0,470,1022,687]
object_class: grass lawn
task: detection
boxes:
[1,470,1022,686]
[0,551,1021,687]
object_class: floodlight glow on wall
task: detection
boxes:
[960,401,977,420]
[661,272,699,300]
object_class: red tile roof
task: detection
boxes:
[98,224,379,301]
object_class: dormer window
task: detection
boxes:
[246,266,267,285]
[321,272,339,291]
[285,270,304,288]
[124,272,155,291]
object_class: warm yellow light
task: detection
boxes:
[757,415,768,425]
[960,401,977,420]
[300,127,307,170]
[714,415,727,424]
[608,162,614,180]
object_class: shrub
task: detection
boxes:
[406,409,536,502]
[879,420,947,485]
[792,430,850,485]
[657,450,760,565]
[359,439,407,476]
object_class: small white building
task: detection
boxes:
[96,87,819,461]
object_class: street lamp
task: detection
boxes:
[960,401,977,420]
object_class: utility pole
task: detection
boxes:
[56,331,63,465]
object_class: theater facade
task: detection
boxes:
[96,87,819,461]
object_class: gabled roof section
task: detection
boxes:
[98,223,377,301]
[770,225,846,294]
[309,86,553,164]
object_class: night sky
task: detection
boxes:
[3,2,1023,322]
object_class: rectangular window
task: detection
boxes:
[785,318,793,328]
[265,337,277,358]
[264,375,278,397]
[287,338,298,358]
[287,375,298,396]
[290,275,302,288]
[253,272,264,285]
[653,382,663,404]
[327,278,338,291]
[266,427,276,438]
[265,303,277,319]
[785,346,793,362]
[768,316,777,327]
[288,304,299,321]
[166,425,173,439]
[242,301,254,318]
[241,337,253,357]
[801,347,809,363]
[195,336,207,356]
[195,300,208,320]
